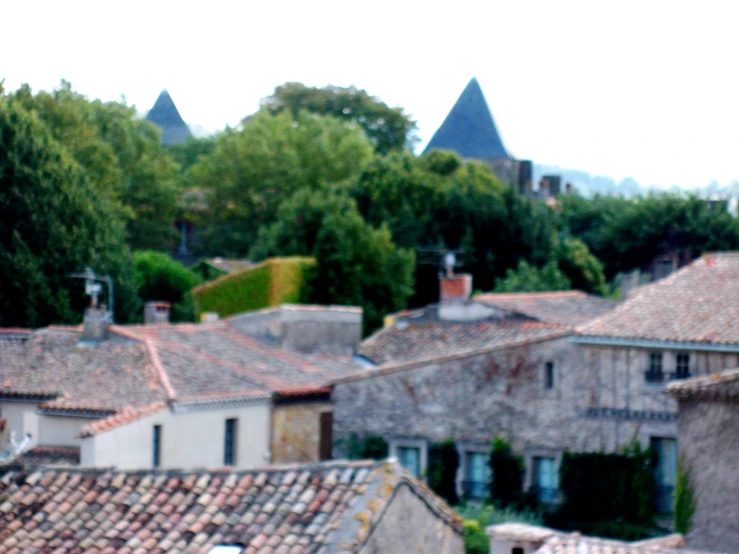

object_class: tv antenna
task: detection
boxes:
[416,247,464,277]
[70,267,114,319]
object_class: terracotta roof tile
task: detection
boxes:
[578,252,739,345]
[0,460,462,553]
[79,401,168,438]
[666,367,739,400]
[358,320,570,366]
[474,290,617,326]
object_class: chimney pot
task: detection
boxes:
[439,274,472,303]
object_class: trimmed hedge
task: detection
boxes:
[428,440,460,505]
[192,257,315,319]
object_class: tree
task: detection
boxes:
[190,110,374,255]
[261,82,418,154]
[0,95,139,327]
[493,261,572,293]
[8,81,180,251]
[134,251,201,322]
[555,237,608,295]
[252,189,415,334]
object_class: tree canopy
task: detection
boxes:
[261,82,418,154]
[0,93,139,326]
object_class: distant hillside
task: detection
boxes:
[533,164,647,197]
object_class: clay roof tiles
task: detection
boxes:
[474,291,617,327]
[578,253,739,345]
[666,367,739,400]
[358,320,570,366]
[0,459,462,554]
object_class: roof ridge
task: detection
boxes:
[78,400,168,438]
[476,290,585,299]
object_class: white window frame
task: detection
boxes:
[389,438,428,479]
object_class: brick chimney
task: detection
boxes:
[440,273,472,303]
[82,306,111,341]
[144,301,171,324]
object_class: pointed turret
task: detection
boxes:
[424,77,511,161]
[146,89,192,146]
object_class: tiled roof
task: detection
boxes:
[474,291,617,326]
[15,446,80,467]
[358,320,570,366]
[79,401,168,438]
[577,253,739,345]
[666,367,739,400]
[0,328,168,412]
[0,322,361,420]
[0,459,462,554]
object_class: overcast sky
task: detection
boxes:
[4,1,738,188]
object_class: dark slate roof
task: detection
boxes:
[357,320,569,366]
[474,291,617,326]
[0,460,463,554]
[146,89,192,146]
[15,446,80,467]
[577,253,739,345]
[666,367,739,401]
[423,77,512,160]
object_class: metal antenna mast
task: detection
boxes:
[69,267,114,320]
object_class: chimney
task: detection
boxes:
[82,305,111,341]
[565,182,573,194]
[144,301,171,324]
[538,177,550,199]
[440,273,472,303]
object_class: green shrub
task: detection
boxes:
[459,504,544,554]
[489,438,524,508]
[192,256,314,319]
[674,456,695,535]
[343,433,388,460]
[428,440,460,506]
[134,250,201,322]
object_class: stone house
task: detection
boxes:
[333,276,617,503]
[666,369,739,552]
[573,252,739,511]
[0,459,464,553]
[0,304,363,470]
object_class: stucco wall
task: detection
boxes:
[678,398,739,552]
[334,338,606,459]
[37,414,90,447]
[0,401,40,450]
[82,401,271,469]
[358,484,464,554]
[271,402,331,463]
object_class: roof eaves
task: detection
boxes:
[78,401,168,438]
[335,328,572,384]
[571,334,739,352]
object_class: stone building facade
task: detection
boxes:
[666,369,739,552]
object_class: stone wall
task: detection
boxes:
[334,337,606,461]
[678,398,739,552]
[271,401,332,463]
[358,484,464,554]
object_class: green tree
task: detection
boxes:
[8,81,180,251]
[261,82,418,154]
[190,110,374,255]
[428,439,460,505]
[252,189,414,334]
[555,237,607,295]
[493,261,572,293]
[489,438,525,508]
[134,251,201,322]
[0,94,139,327]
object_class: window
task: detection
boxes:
[544,361,554,390]
[645,352,664,383]
[152,425,162,468]
[319,412,333,461]
[512,549,524,554]
[397,446,422,477]
[651,437,677,513]
[674,353,690,379]
[532,457,558,504]
[463,451,491,499]
[224,419,237,466]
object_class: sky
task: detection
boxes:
[4,1,739,189]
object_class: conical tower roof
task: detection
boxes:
[424,78,512,160]
[146,89,192,146]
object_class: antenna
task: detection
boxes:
[70,267,115,320]
[417,247,464,277]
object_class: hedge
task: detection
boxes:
[192,257,315,319]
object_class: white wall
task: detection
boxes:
[82,401,271,470]
[0,401,40,450]
[37,414,89,447]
